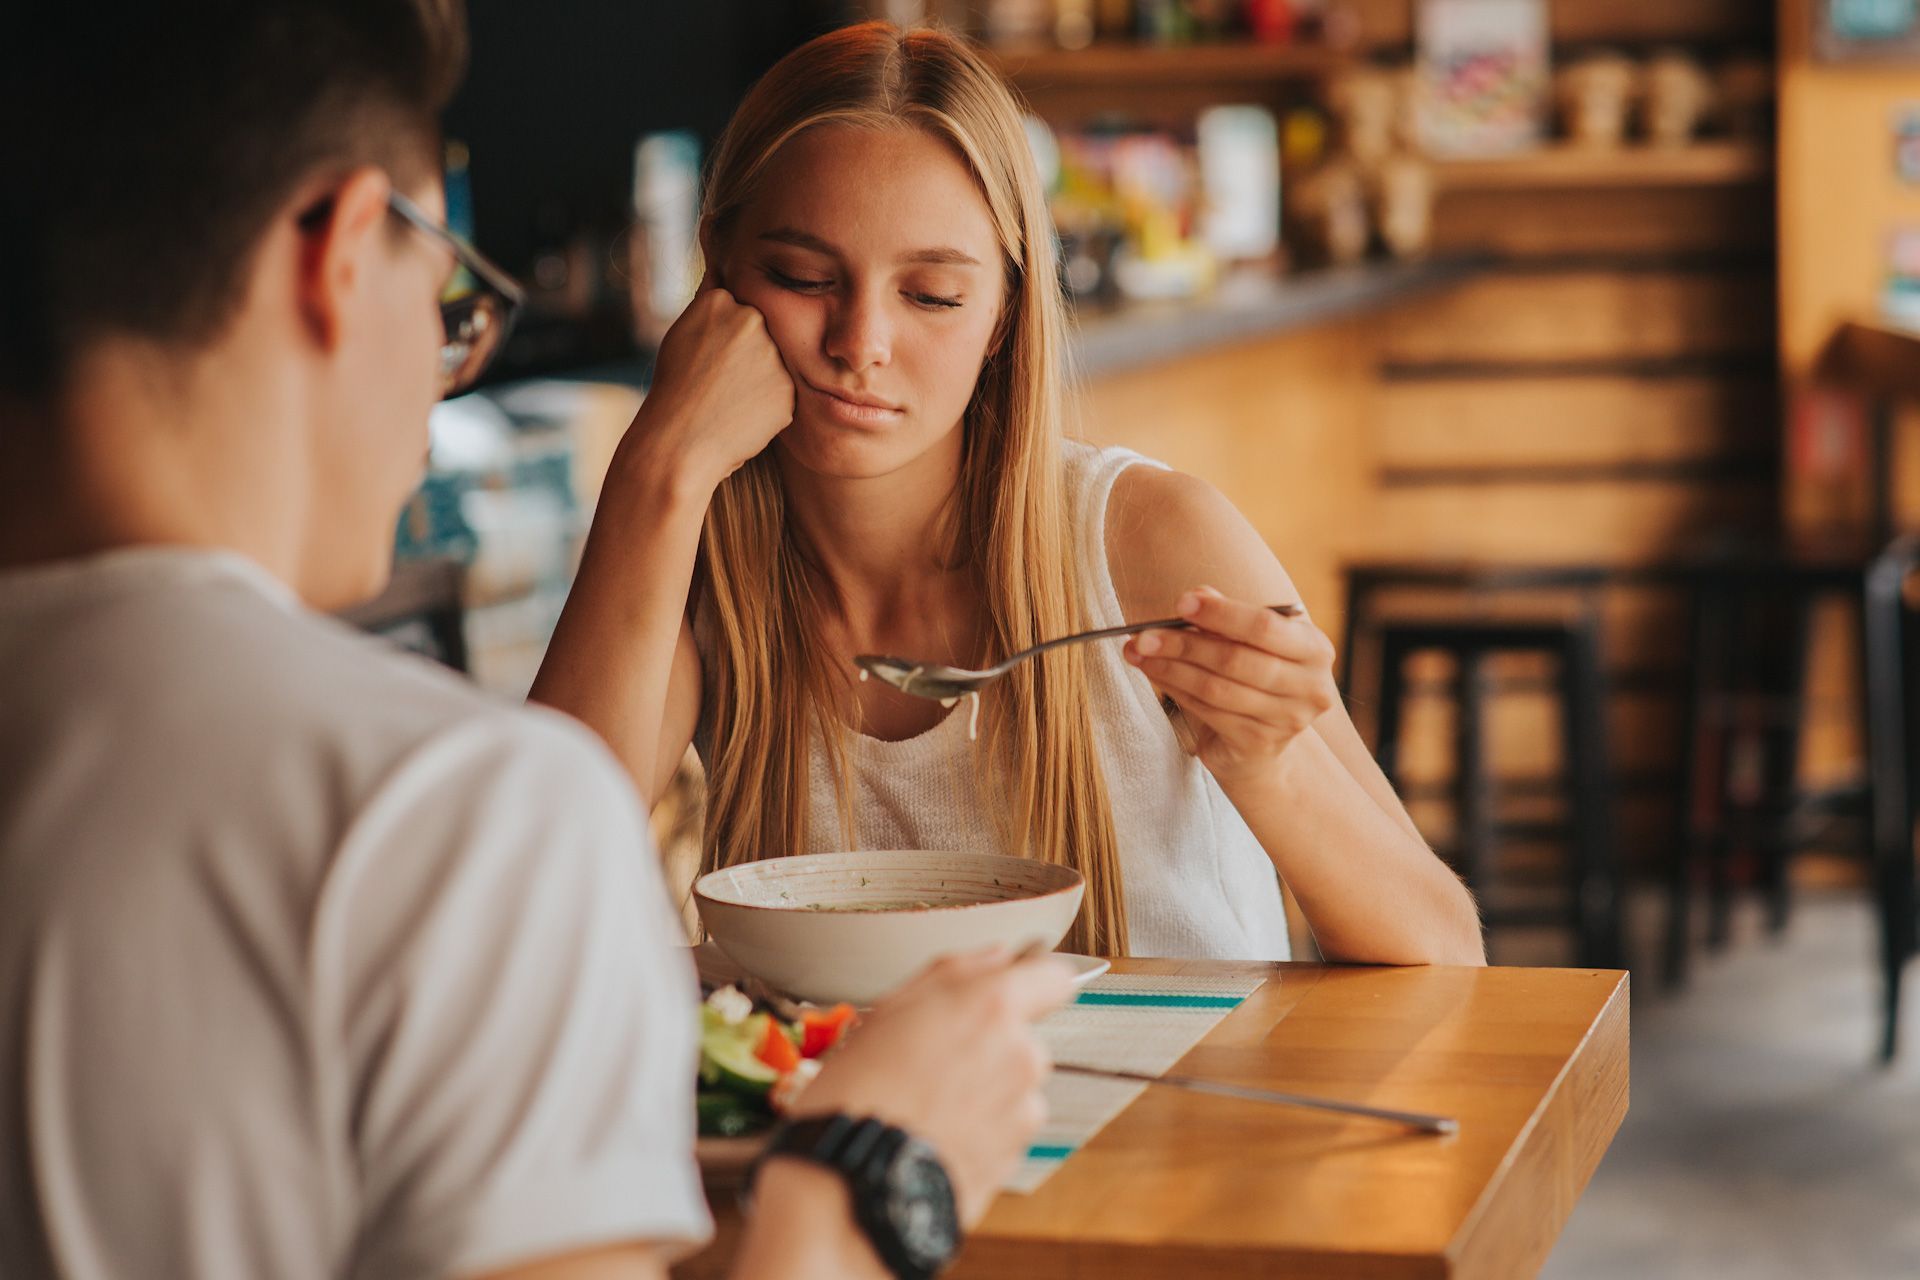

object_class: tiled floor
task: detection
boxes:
[1539,891,1920,1279]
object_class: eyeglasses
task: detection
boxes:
[297,186,526,398]
[385,189,524,397]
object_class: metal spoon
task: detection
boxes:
[1052,1062,1458,1135]
[854,604,1304,702]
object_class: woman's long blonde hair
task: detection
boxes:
[693,22,1127,956]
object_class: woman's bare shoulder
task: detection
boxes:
[1105,464,1298,621]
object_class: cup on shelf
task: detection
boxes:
[1642,50,1715,149]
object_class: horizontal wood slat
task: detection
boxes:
[1381,270,1776,365]
[1376,373,1777,470]
[1364,480,1773,562]
[1432,187,1775,258]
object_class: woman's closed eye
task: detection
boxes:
[766,266,832,293]
[765,265,963,311]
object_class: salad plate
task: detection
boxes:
[692,952,1110,1182]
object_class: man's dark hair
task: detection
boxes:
[0,2,468,406]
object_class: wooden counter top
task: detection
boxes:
[678,958,1629,1280]
[1072,257,1488,377]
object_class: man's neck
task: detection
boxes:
[0,345,305,580]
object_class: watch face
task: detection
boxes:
[883,1138,961,1266]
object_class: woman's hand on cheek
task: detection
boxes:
[1123,586,1339,786]
[624,277,795,492]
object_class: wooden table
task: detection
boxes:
[677,959,1628,1280]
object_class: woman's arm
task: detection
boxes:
[1107,466,1484,966]
[529,289,793,807]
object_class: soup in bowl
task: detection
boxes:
[693,850,1085,1005]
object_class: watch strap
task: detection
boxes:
[747,1113,945,1280]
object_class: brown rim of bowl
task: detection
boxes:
[692,852,1084,915]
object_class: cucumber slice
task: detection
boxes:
[697,1090,769,1138]
[701,1023,779,1098]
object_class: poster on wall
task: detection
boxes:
[1818,0,1920,62]
[1415,0,1550,156]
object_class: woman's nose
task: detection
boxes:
[823,288,892,373]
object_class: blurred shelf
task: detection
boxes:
[1072,254,1490,376]
[1343,0,1771,51]
[986,40,1349,87]
[1433,142,1773,192]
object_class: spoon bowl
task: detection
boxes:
[855,604,1302,702]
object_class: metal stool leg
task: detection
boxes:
[1667,584,1718,987]
[1563,618,1623,970]
[1375,632,1412,793]
[1454,646,1493,897]
[1339,576,1371,704]
[1758,589,1817,936]
[1864,553,1915,1062]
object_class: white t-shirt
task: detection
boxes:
[0,547,711,1279]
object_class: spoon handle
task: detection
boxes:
[1052,1062,1457,1135]
[1009,603,1302,668]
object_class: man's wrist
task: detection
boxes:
[734,1158,891,1280]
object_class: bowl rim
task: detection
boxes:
[692,850,1085,915]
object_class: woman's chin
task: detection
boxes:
[775,414,934,480]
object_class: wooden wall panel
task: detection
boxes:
[1376,373,1776,470]
[1362,478,1773,562]
[1381,269,1776,366]
[1777,0,1920,377]
[1431,186,1773,258]
[1076,319,1378,628]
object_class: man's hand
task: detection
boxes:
[787,947,1078,1226]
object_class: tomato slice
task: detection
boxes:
[799,1004,858,1059]
[754,1014,802,1074]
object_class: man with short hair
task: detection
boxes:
[0,6,1071,1279]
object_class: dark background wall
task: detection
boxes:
[444,0,852,275]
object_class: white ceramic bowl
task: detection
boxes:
[693,851,1085,1005]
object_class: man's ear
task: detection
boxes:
[295,166,393,352]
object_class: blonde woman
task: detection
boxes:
[533,23,1482,966]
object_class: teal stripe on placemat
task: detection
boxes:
[1074,992,1244,1008]
[1026,1144,1075,1161]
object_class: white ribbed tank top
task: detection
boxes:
[802,443,1292,961]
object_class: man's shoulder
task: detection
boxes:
[161,556,529,743]
[41,549,621,813]
[251,597,632,817]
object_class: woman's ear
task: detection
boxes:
[697,230,726,293]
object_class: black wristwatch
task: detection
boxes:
[746,1113,962,1280]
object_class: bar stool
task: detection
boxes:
[1664,538,1920,1060]
[1366,611,1624,970]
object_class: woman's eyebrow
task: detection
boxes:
[900,246,982,267]
[758,227,841,257]
[757,226,981,267]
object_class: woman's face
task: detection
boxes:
[722,124,1008,481]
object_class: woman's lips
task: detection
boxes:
[804,380,904,427]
